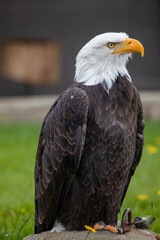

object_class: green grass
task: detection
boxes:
[0,120,160,239]
[0,123,41,239]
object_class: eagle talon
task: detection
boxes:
[93,221,119,234]
[93,221,105,231]
[104,225,119,234]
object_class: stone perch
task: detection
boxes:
[23,227,158,240]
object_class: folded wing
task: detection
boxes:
[34,87,89,233]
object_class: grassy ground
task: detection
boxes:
[0,123,41,240]
[0,120,160,239]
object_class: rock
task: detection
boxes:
[23,227,156,240]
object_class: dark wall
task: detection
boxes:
[0,0,159,96]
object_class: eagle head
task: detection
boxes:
[75,32,144,90]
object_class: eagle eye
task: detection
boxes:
[107,42,115,49]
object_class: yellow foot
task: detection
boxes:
[93,222,104,231]
[104,225,118,234]
[93,221,122,234]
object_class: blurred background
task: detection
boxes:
[0,1,160,239]
[0,0,160,121]
[0,0,160,95]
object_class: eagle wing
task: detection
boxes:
[34,87,89,233]
[121,92,145,205]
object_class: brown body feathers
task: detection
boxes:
[34,75,144,233]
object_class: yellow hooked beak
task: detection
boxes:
[113,38,144,57]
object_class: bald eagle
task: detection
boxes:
[34,32,145,234]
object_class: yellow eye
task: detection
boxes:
[107,42,115,49]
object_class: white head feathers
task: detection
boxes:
[74,32,132,90]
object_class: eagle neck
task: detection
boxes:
[74,55,132,91]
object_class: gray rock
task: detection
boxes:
[23,228,156,240]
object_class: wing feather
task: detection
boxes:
[34,87,89,233]
[121,92,145,205]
